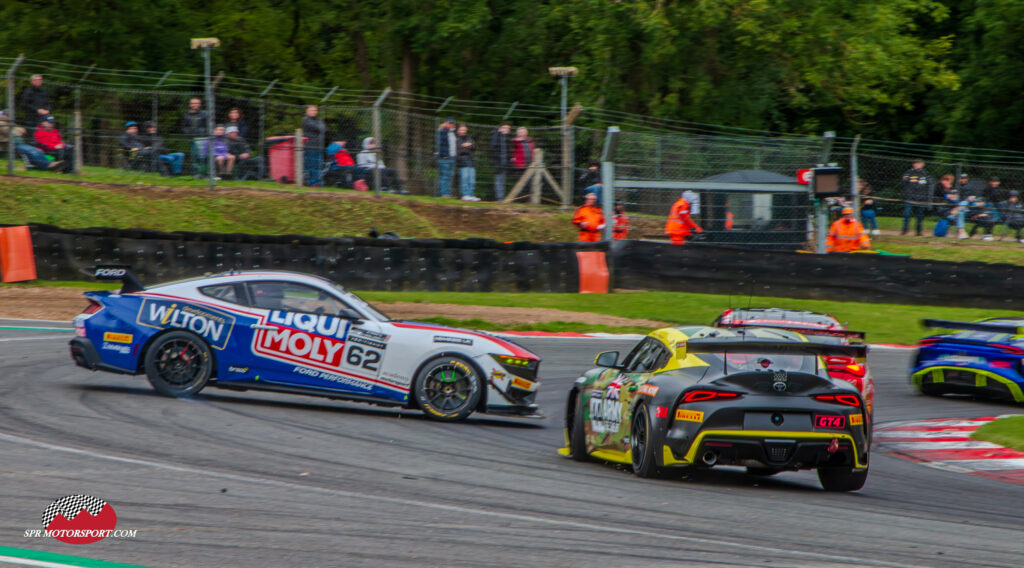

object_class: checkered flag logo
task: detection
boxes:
[42,495,107,527]
[773,370,787,382]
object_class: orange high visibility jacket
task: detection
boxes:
[826,217,871,252]
[572,205,606,241]
[612,213,629,240]
[665,198,701,237]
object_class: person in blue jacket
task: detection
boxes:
[435,117,456,197]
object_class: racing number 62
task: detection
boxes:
[346,345,381,372]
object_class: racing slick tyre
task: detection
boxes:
[630,405,664,478]
[413,356,482,422]
[817,466,868,492]
[746,467,782,477]
[143,331,213,398]
[567,391,590,462]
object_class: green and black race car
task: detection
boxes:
[561,326,871,491]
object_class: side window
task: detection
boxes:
[200,283,243,305]
[246,281,348,314]
[619,339,650,372]
[635,342,668,373]
[624,340,657,373]
[651,344,671,371]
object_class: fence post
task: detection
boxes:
[373,87,391,197]
[152,70,172,129]
[258,79,278,181]
[600,126,620,241]
[5,54,24,176]
[850,134,861,217]
[294,128,303,186]
[73,111,83,174]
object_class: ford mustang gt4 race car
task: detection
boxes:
[912,318,1024,403]
[561,326,871,491]
[713,308,874,416]
[69,266,542,421]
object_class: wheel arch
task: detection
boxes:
[406,350,487,411]
[136,328,219,379]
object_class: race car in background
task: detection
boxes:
[713,308,874,416]
[562,325,871,491]
[912,318,1024,403]
[70,266,542,421]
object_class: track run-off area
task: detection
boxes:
[0,319,1022,567]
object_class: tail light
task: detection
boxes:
[814,394,861,408]
[918,338,941,346]
[680,390,741,403]
[992,344,1024,355]
[82,300,102,315]
[990,361,1013,369]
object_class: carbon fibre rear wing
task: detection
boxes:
[921,318,1024,336]
[717,323,866,342]
[89,264,145,294]
[685,339,868,358]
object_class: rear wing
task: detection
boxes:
[921,318,1024,336]
[717,322,866,342]
[685,339,868,358]
[90,265,145,294]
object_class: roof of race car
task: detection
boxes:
[644,325,813,372]
[142,270,343,292]
[716,308,842,330]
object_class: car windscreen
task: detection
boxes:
[696,352,823,376]
[330,283,390,321]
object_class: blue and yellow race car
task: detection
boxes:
[912,318,1024,403]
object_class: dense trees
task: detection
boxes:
[0,0,1017,148]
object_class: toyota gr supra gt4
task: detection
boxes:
[713,308,874,416]
[561,326,871,491]
[69,266,542,421]
[912,318,1024,403]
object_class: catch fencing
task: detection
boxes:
[6,57,1024,248]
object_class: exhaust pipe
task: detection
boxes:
[701,450,718,466]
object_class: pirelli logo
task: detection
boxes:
[849,413,864,426]
[511,377,534,390]
[675,409,704,423]
[102,332,133,344]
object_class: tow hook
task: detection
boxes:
[826,438,840,454]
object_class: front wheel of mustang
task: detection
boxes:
[413,356,482,421]
[144,331,213,398]
[630,405,663,478]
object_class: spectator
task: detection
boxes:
[665,191,702,245]
[226,126,260,180]
[572,193,605,242]
[301,105,326,187]
[613,202,629,240]
[180,97,209,137]
[357,137,404,193]
[511,127,535,179]
[900,158,931,236]
[455,123,479,201]
[957,172,985,195]
[435,117,457,197]
[32,116,72,171]
[984,177,1005,204]
[325,140,367,186]
[858,179,879,236]
[0,109,59,171]
[143,122,185,176]
[967,197,999,240]
[827,207,871,252]
[489,122,512,200]
[18,74,51,126]
[582,181,602,203]
[577,161,601,198]
[118,121,146,167]
[998,190,1024,243]
[203,124,234,179]
[225,108,248,140]
[934,187,962,238]
[933,173,955,200]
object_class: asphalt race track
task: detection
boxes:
[1,318,1022,567]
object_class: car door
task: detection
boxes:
[244,280,388,396]
[587,338,671,453]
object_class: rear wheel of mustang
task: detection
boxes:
[414,356,482,422]
[144,331,213,398]
[630,405,663,478]
[567,391,590,461]
[817,466,868,492]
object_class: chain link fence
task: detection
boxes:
[5,57,1024,246]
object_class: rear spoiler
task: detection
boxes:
[921,318,1024,336]
[89,265,145,294]
[718,322,866,342]
[685,339,868,358]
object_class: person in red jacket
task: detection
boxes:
[612,201,629,240]
[665,192,702,244]
[573,193,606,242]
[827,207,871,252]
[32,116,72,171]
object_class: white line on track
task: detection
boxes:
[0,431,931,568]
[0,336,72,342]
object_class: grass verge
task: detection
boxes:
[359,290,1024,345]
[971,416,1024,452]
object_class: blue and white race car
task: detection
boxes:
[912,318,1024,403]
[70,266,542,421]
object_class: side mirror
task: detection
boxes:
[338,308,364,324]
[594,351,620,368]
